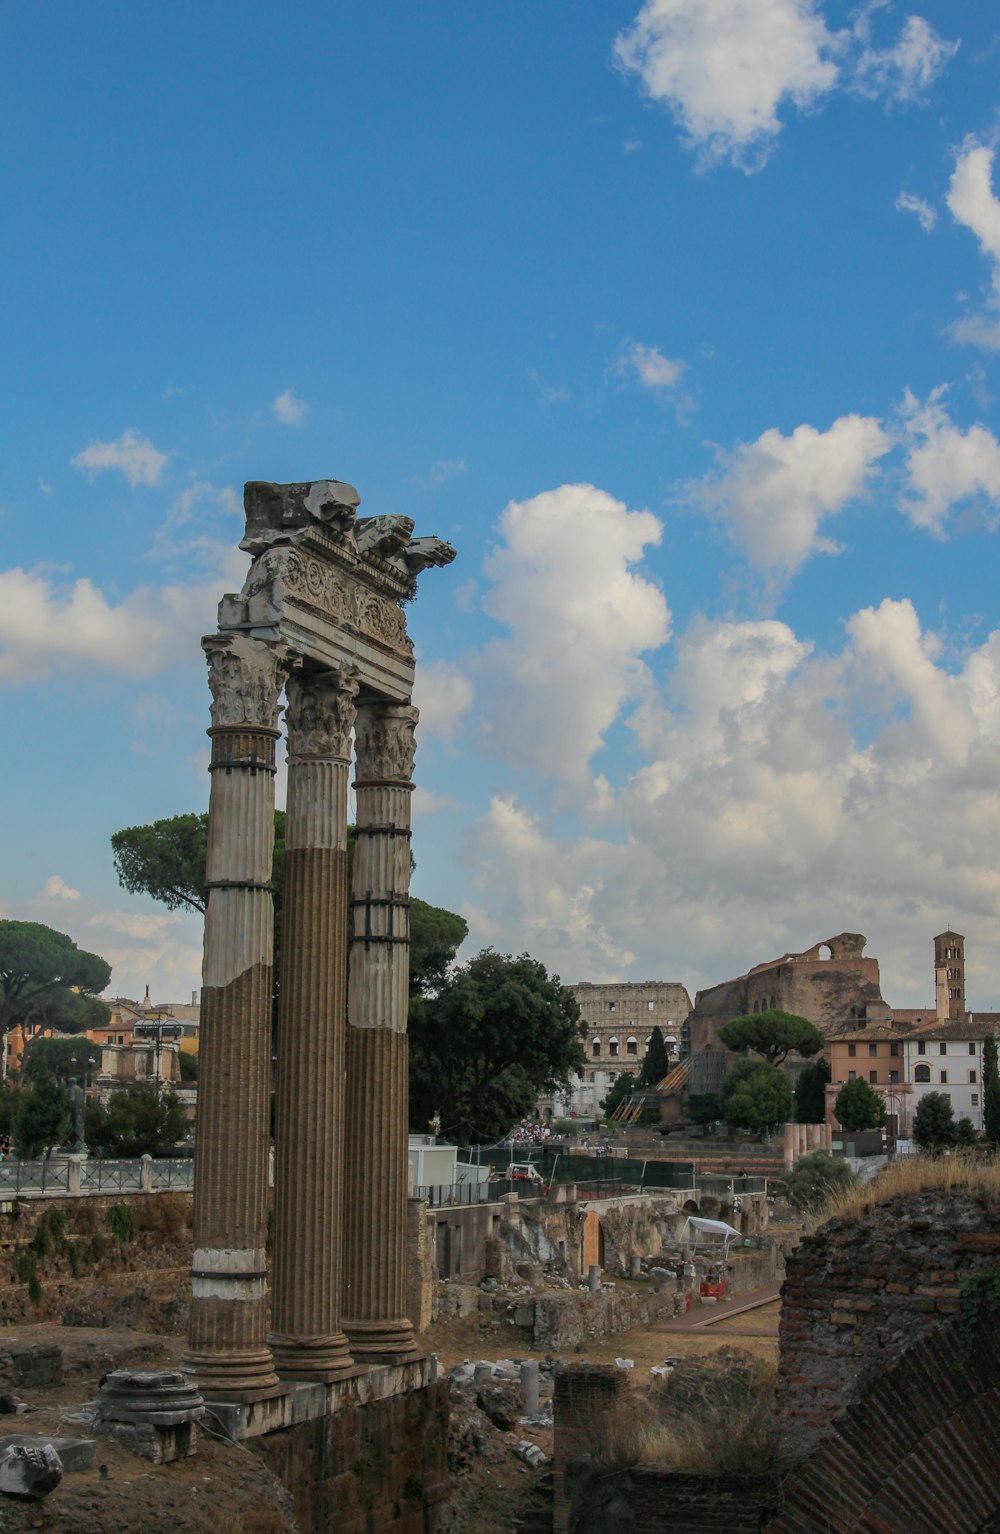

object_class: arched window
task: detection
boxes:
[592,1039,601,1057]
[914,1064,931,1083]
[609,1037,620,1058]
[770,995,777,1009]
[626,1036,638,1056]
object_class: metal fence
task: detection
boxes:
[0,1158,195,1197]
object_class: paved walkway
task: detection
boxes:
[651,1280,782,1333]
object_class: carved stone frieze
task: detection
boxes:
[354,704,419,783]
[203,633,286,730]
[239,547,412,656]
[285,669,359,761]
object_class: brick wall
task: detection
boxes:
[774,1189,1000,1466]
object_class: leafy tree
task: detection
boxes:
[178,1051,199,1081]
[90,1084,187,1157]
[601,1071,638,1118]
[955,1116,978,1146]
[684,1092,723,1126]
[720,1059,793,1133]
[984,1037,1000,1148]
[794,1057,832,1124]
[833,1077,886,1133]
[719,1010,825,1066]
[408,950,585,1145]
[912,1091,957,1153]
[111,814,212,914]
[409,898,469,997]
[22,1037,100,1087]
[783,1151,858,1211]
[13,1071,71,1158]
[0,922,111,1038]
[638,1026,670,1087]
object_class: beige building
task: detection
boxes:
[545,980,692,1121]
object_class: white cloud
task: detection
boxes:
[895,190,936,232]
[899,388,1000,534]
[272,389,309,426]
[613,0,840,170]
[478,484,670,781]
[947,140,1000,348]
[698,413,891,574]
[412,786,465,819]
[852,14,958,103]
[428,459,466,485]
[614,1,956,171]
[71,428,168,487]
[39,875,80,902]
[411,659,475,741]
[0,558,243,686]
[616,341,685,390]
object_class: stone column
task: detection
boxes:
[269,667,358,1381]
[342,702,420,1359]
[184,634,284,1400]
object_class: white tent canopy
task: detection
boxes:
[681,1216,741,1252]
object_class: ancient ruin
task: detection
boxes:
[183,478,454,1398]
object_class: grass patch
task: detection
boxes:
[817,1151,1000,1229]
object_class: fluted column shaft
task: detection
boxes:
[342,703,419,1359]
[270,670,357,1380]
[185,635,284,1400]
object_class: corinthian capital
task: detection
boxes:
[354,703,419,783]
[203,633,286,730]
[285,669,359,761]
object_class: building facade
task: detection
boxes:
[545,980,692,1121]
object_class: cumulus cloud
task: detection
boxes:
[899,388,1000,534]
[614,0,839,170]
[616,341,684,390]
[477,484,670,781]
[947,140,1000,348]
[895,190,936,232]
[71,429,168,487]
[851,14,958,102]
[614,1,956,171]
[467,598,1000,1003]
[39,875,80,901]
[411,659,475,741]
[272,389,309,426]
[698,413,891,575]
[0,559,243,685]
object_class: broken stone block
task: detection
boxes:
[96,1370,205,1464]
[0,1435,95,1473]
[5,1345,62,1390]
[0,1442,62,1500]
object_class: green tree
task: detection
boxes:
[638,1026,670,1087]
[111,814,212,914]
[91,1084,187,1157]
[0,922,111,1038]
[13,1071,71,1157]
[408,950,585,1145]
[984,1037,1000,1147]
[720,1059,793,1133]
[409,898,469,997]
[601,1071,638,1118]
[794,1057,832,1124]
[912,1091,957,1153]
[783,1151,858,1211]
[22,1037,100,1087]
[833,1077,886,1132]
[719,1010,825,1066]
[179,1050,199,1081]
[683,1092,723,1127]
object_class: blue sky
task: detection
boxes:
[3,0,1000,1011]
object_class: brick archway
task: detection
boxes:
[768,1309,1000,1533]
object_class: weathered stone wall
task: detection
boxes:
[529,1284,679,1351]
[774,1188,1000,1465]
[566,1464,773,1534]
[254,1378,451,1534]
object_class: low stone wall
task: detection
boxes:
[566,1464,773,1534]
[529,1284,679,1353]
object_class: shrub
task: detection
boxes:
[67,1240,85,1279]
[784,1151,859,1212]
[833,1077,886,1132]
[108,1202,135,1245]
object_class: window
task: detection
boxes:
[869,1070,878,1084]
[917,1041,926,1056]
[868,1043,878,1057]
[592,1040,601,1057]
[972,1093,980,1107]
[647,1001,655,1011]
[969,1042,977,1055]
[888,1070,899,1085]
[608,1001,617,1012]
[970,1070,977,1084]
[848,1044,857,1057]
[626,1037,638,1056]
[609,1038,619,1058]
[848,1071,857,1081]
[890,1043,899,1057]
[940,1071,948,1084]
[940,1043,947,1056]
[914,1064,931,1083]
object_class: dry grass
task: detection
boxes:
[576,1358,776,1475]
[817,1151,1000,1228]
